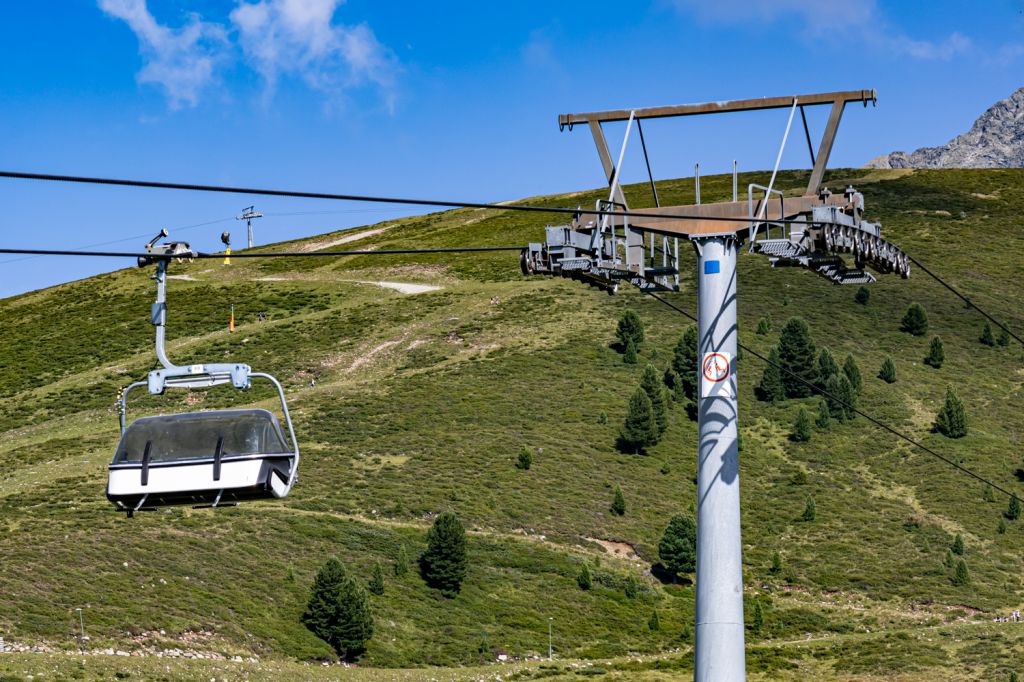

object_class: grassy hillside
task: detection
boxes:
[1,168,1023,680]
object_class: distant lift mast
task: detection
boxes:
[521,89,909,682]
[237,205,263,249]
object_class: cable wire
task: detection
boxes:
[0,169,815,227]
[643,289,1020,501]
[906,253,1024,348]
[0,246,524,260]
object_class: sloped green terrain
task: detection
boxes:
[1,168,1023,680]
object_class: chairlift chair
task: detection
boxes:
[106,232,299,516]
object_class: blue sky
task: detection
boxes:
[1,0,1022,297]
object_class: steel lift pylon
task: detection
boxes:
[521,90,909,682]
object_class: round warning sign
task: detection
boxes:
[702,353,730,383]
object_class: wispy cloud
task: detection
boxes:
[98,0,227,109]
[230,0,398,109]
[98,0,398,111]
[672,0,971,60]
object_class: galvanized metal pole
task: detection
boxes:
[693,235,745,682]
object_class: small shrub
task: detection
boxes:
[394,545,410,576]
[770,551,783,574]
[623,576,640,599]
[368,561,385,596]
[648,609,661,631]
[516,447,533,470]
[998,517,1007,534]
[802,496,816,522]
[854,286,870,305]
[925,336,944,368]
[756,315,772,334]
[951,534,965,556]
[1007,494,1021,521]
[943,549,955,569]
[660,461,671,475]
[751,600,764,635]
[879,356,897,383]
[980,322,996,346]
[997,327,1011,347]
[790,469,808,486]
[577,563,592,590]
[984,484,996,502]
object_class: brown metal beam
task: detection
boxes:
[805,100,845,196]
[559,89,875,128]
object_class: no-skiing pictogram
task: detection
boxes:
[701,352,733,398]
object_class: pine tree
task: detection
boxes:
[997,326,1011,347]
[770,551,783,574]
[672,325,699,401]
[952,558,970,586]
[843,354,862,396]
[816,348,839,388]
[610,485,627,516]
[925,335,944,368]
[751,600,764,635]
[998,517,1008,534]
[648,609,661,631]
[935,386,967,438]
[302,558,374,660]
[663,367,685,402]
[901,303,929,336]
[984,484,996,503]
[980,322,996,346]
[1010,671,1019,682]
[624,576,640,599]
[623,338,638,364]
[658,513,697,577]
[802,495,816,522]
[791,407,812,442]
[951,534,965,556]
[825,374,856,422]
[1008,494,1021,521]
[394,544,410,576]
[854,286,870,305]
[756,315,772,335]
[576,563,592,590]
[943,548,955,569]
[616,310,645,350]
[778,318,818,398]
[641,364,669,435]
[757,346,786,403]
[516,447,533,470]
[879,355,897,384]
[420,512,468,597]
[368,561,385,596]
[816,399,832,430]
[619,388,659,453]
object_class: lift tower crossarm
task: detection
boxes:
[561,89,876,197]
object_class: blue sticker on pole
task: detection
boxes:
[704,260,720,274]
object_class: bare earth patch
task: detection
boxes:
[296,226,391,252]
[583,536,642,561]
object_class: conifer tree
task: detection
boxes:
[368,561,385,596]
[658,513,697,577]
[901,303,929,336]
[649,609,661,631]
[816,399,832,430]
[778,318,818,397]
[825,374,856,422]
[672,325,699,401]
[997,326,1011,347]
[843,354,862,396]
[641,364,669,435]
[980,322,996,346]
[394,544,410,576]
[854,286,870,305]
[791,407,812,442]
[879,355,897,384]
[757,346,785,403]
[663,367,685,402]
[802,495,816,522]
[1008,494,1021,521]
[616,310,645,350]
[943,548,955,569]
[751,600,764,635]
[770,551,783,574]
[576,563,592,590]
[619,388,659,453]
[1010,671,1019,682]
[984,484,996,503]
[624,338,638,364]
[420,512,468,597]
[302,558,374,660]
[925,335,945,368]
[756,315,772,335]
[610,485,627,516]
[624,576,640,599]
[935,386,967,438]
[816,348,839,388]
[998,517,1008,534]
[516,447,533,470]
[952,558,970,586]
[951,534,965,556]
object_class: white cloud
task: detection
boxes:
[230,0,398,107]
[98,0,227,108]
[672,0,971,60]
